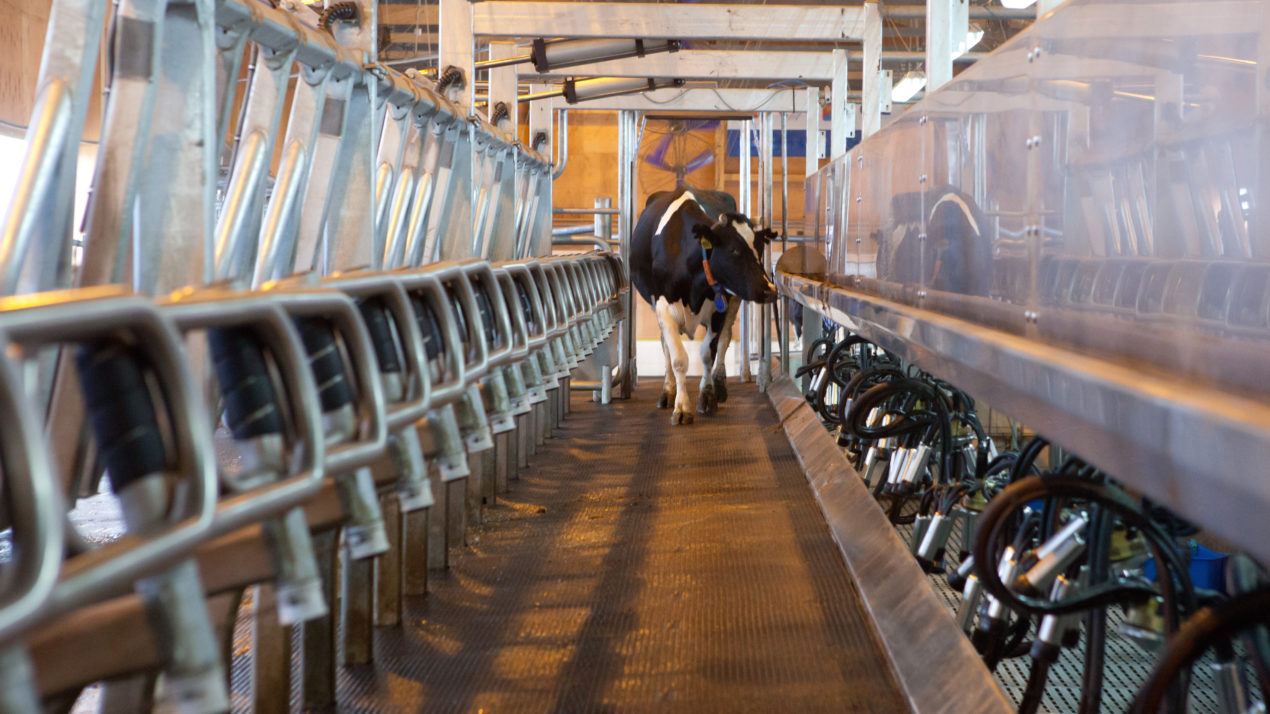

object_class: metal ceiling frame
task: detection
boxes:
[472,2,869,43]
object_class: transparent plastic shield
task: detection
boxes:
[811,0,1270,395]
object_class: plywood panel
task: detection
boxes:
[0,0,53,128]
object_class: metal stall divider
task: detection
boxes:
[33,1,235,709]
[0,338,60,714]
[3,292,225,713]
[0,1,631,710]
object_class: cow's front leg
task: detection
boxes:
[655,298,693,425]
[712,299,741,404]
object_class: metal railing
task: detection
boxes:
[0,1,629,711]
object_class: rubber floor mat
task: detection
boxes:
[335,382,910,714]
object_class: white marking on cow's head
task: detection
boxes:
[731,219,759,260]
[655,191,698,237]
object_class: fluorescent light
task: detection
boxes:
[1001,0,1037,8]
[954,24,985,59]
[892,70,926,103]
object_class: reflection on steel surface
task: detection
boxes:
[807,0,1270,403]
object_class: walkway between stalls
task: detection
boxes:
[336,383,909,713]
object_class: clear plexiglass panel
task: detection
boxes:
[807,0,1270,400]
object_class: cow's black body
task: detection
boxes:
[630,187,736,312]
[629,186,776,425]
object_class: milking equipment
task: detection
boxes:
[793,329,1268,712]
[0,0,626,710]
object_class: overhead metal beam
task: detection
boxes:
[884,5,1037,19]
[527,50,836,82]
[473,2,867,43]
[521,49,984,84]
[561,88,809,113]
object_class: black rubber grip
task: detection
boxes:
[516,284,537,334]
[208,327,283,440]
[357,299,402,374]
[410,295,446,363]
[292,317,353,413]
[75,340,166,491]
[473,286,501,349]
[445,286,477,363]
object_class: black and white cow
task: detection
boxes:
[630,186,778,425]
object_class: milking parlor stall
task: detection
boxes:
[0,1,1268,713]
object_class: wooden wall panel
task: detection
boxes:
[0,0,53,128]
[0,0,105,141]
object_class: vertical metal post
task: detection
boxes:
[926,0,954,92]
[488,42,519,132]
[758,113,774,391]
[374,495,402,627]
[863,0,883,138]
[735,120,752,382]
[341,543,374,665]
[596,196,612,245]
[831,50,850,159]
[251,584,291,714]
[617,110,637,397]
[402,507,428,595]
[439,0,476,112]
[779,112,790,378]
[595,195,615,402]
[302,530,337,710]
[529,88,554,151]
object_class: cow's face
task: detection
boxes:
[692,214,778,304]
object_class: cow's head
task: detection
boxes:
[692,213,778,304]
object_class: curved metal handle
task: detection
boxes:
[322,272,432,430]
[268,287,389,474]
[504,262,549,352]
[527,262,565,339]
[0,290,218,633]
[543,262,578,329]
[161,289,329,532]
[427,262,490,384]
[0,339,64,643]
[462,261,515,369]
[493,268,530,361]
[393,269,468,407]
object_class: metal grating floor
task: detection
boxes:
[230,383,911,713]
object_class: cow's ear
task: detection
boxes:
[755,228,778,251]
[691,223,715,250]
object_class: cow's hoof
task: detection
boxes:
[714,377,728,403]
[671,410,694,425]
[657,391,673,409]
[697,387,718,416]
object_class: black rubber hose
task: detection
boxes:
[436,66,465,95]
[357,299,402,374]
[410,295,446,363]
[474,286,501,349]
[292,317,354,413]
[208,327,284,440]
[1129,586,1270,714]
[1078,506,1112,714]
[75,340,167,491]
[1227,555,1270,696]
[971,475,1197,619]
[1018,659,1052,714]
[318,2,360,31]
[490,101,510,126]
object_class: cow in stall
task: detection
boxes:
[630,186,778,425]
